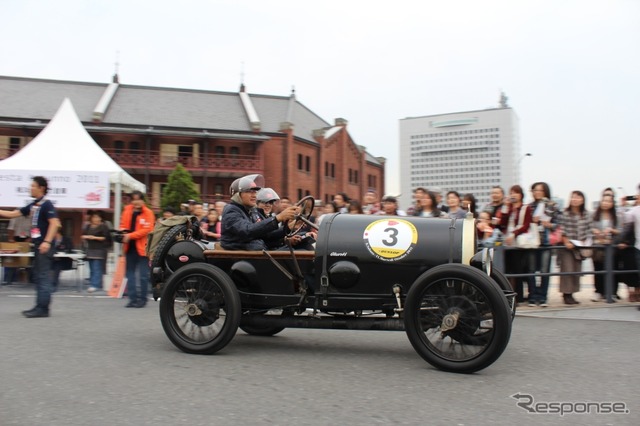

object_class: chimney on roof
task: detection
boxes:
[239,91,261,131]
[93,80,120,123]
[112,73,119,84]
[335,118,348,126]
[313,129,326,139]
[240,83,246,92]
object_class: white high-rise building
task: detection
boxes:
[399,106,521,210]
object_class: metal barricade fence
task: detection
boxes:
[492,244,639,303]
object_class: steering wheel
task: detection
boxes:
[285,195,318,237]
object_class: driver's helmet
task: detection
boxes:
[257,187,280,203]
[230,174,265,195]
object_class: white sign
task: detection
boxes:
[363,218,418,262]
[0,170,110,208]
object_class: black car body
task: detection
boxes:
[151,201,515,374]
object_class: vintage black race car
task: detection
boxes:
[150,197,516,374]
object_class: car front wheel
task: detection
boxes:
[404,264,512,373]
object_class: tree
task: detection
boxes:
[161,163,200,211]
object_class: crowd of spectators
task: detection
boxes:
[294,184,639,307]
[12,180,634,310]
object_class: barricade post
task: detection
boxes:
[604,243,615,303]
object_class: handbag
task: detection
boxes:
[572,237,593,260]
[579,248,593,259]
[548,226,563,246]
[516,223,541,248]
[514,207,540,248]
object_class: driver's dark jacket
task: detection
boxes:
[220,201,285,250]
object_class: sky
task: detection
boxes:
[1,0,639,208]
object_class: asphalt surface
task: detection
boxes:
[1,284,639,426]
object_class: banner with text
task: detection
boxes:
[0,170,110,208]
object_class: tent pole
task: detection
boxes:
[114,181,122,260]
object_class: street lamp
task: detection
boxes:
[518,152,533,166]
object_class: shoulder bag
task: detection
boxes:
[515,206,540,249]
[548,226,563,246]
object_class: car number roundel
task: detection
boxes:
[363,219,418,262]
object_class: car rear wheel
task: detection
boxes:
[239,325,285,336]
[150,224,188,299]
[404,264,512,374]
[159,263,240,354]
[239,322,286,336]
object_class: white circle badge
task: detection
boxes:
[363,219,418,262]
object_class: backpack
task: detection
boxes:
[146,215,193,260]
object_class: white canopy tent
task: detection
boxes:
[0,98,146,256]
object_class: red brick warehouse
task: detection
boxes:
[0,75,386,211]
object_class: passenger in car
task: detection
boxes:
[252,187,317,250]
[255,187,280,220]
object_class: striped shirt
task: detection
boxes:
[560,210,592,241]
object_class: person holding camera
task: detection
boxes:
[119,191,155,308]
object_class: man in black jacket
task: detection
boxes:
[221,175,299,250]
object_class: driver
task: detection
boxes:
[220,174,299,250]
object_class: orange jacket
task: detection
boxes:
[119,204,155,256]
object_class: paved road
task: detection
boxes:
[0,290,638,426]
